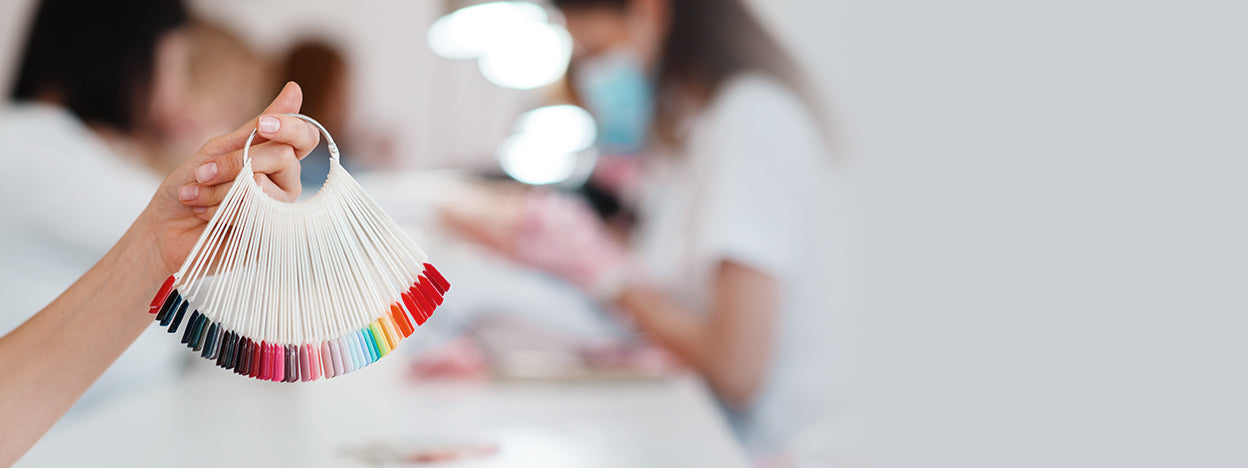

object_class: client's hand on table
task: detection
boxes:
[440,186,634,300]
[408,337,491,380]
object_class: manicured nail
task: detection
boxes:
[193,207,207,214]
[179,184,199,201]
[196,162,217,183]
[258,115,280,134]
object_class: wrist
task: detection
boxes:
[112,208,174,287]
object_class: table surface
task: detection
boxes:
[18,357,751,468]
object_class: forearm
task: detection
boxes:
[0,216,165,465]
[618,285,770,410]
[616,261,779,411]
[619,287,709,366]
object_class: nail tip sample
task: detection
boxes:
[423,263,451,293]
[150,276,176,313]
[180,311,200,343]
[155,270,443,382]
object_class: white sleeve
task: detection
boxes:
[694,77,826,278]
[12,137,159,257]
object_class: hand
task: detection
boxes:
[0,83,319,463]
[512,190,633,299]
[133,82,321,275]
[440,185,636,299]
[438,182,530,254]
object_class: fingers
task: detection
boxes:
[248,143,302,199]
[193,140,303,187]
[183,185,224,221]
[180,141,303,209]
[182,142,304,207]
[178,176,296,222]
[171,82,315,219]
[259,113,321,159]
[189,98,319,190]
[261,81,305,116]
[253,173,292,202]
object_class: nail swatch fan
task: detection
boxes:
[148,113,449,382]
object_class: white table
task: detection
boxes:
[18,357,750,467]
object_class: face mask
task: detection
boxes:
[573,49,654,156]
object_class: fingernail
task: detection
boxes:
[179,184,199,201]
[193,207,207,214]
[196,162,217,183]
[259,115,280,134]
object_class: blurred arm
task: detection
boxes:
[616,260,779,411]
[440,187,782,410]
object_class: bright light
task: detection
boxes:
[500,105,597,185]
[478,22,572,90]
[427,1,548,60]
[498,134,579,185]
[513,105,596,153]
[428,1,572,90]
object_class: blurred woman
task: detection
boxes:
[275,38,398,189]
[444,0,848,456]
[150,20,274,175]
[0,0,194,411]
[275,39,349,192]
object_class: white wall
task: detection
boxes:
[796,1,1247,467]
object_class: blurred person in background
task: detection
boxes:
[442,0,848,459]
[276,39,348,192]
[149,20,274,175]
[276,38,398,193]
[0,0,196,412]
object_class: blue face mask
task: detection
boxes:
[573,50,654,156]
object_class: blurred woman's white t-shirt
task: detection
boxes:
[634,74,854,454]
[0,103,183,412]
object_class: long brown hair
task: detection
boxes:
[554,0,829,149]
[278,40,348,129]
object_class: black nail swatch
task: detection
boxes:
[155,290,179,322]
[180,311,200,344]
[168,301,188,333]
[159,294,183,327]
